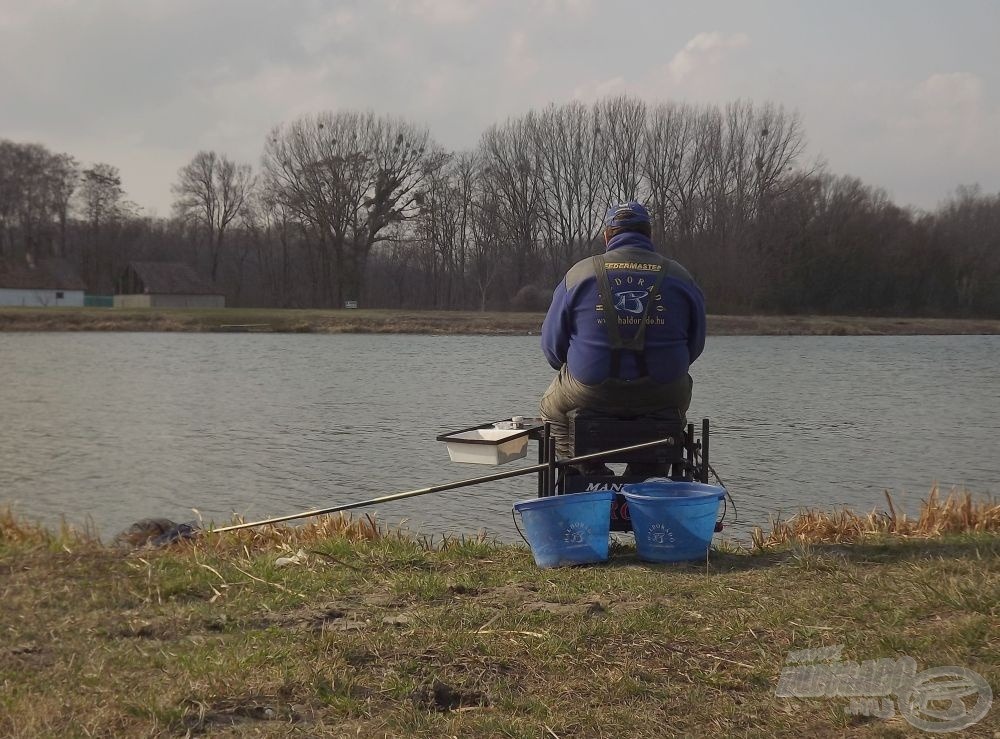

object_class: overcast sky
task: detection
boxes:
[3,0,998,216]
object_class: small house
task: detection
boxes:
[0,257,86,307]
[114,261,225,308]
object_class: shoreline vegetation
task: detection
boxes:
[2,489,997,736]
[2,306,1000,336]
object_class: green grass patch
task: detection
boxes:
[0,496,1000,737]
[1,518,997,737]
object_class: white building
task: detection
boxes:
[0,258,86,307]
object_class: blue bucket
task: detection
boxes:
[621,481,725,562]
[513,491,614,568]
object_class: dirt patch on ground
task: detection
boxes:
[114,619,179,640]
[0,643,53,671]
[475,583,541,604]
[410,679,490,712]
[252,602,367,633]
[475,585,659,617]
[180,694,306,733]
[522,599,607,617]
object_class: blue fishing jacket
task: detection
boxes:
[541,232,706,385]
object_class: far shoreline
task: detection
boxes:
[1,306,999,336]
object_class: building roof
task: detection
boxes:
[120,261,221,296]
[0,258,87,291]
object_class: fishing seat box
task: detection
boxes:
[565,409,687,532]
[568,408,685,466]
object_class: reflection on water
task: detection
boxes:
[1,332,997,542]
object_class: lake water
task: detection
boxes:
[1,332,997,543]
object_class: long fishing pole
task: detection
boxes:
[213,461,551,533]
[211,436,679,533]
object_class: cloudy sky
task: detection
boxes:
[3,0,998,216]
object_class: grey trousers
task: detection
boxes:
[539,365,693,459]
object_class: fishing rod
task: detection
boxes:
[211,436,679,533]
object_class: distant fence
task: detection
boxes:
[84,295,114,308]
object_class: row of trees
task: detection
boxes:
[2,96,999,316]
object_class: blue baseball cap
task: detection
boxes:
[604,201,651,228]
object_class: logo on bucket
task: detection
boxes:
[563,521,592,546]
[647,523,675,547]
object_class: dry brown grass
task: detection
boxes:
[8,485,996,558]
[1,507,495,561]
[752,486,999,549]
[0,507,99,548]
[2,497,997,736]
[199,512,388,553]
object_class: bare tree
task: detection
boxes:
[747,101,808,208]
[643,103,713,246]
[73,163,130,291]
[532,102,605,281]
[172,151,254,282]
[478,116,544,294]
[409,149,476,308]
[243,189,298,307]
[78,163,125,229]
[598,96,648,204]
[49,153,79,256]
[468,172,505,311]
[447,152,478,305]
[933,185,1000,314]
[0,141,78,261]
[14,144,55,259]
[262,111,434,306]
[0,141,19,258]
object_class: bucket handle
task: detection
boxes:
[715,490,727,532]
[511,508,531,547]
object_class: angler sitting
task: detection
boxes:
[538,201,706,474]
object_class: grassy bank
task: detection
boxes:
[2,493,997,737]
[2,306,1000,336]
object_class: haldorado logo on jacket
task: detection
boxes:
[597,272,666,325]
